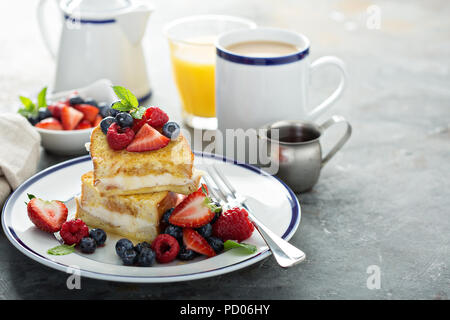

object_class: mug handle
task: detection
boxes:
[37,0,57,59]
[307,56,347,119]
[319,115,352,167]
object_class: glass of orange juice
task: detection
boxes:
[164,15,256,130]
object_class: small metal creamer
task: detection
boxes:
[259,115,352,193]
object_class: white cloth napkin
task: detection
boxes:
[0,113,41,206]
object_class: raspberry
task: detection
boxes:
[212,207,254,242]
[144,107,169,128]
[151,234,180,263]
[60,219,89,245]
[106,122,135,150]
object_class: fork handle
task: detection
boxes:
[244,205,306,268]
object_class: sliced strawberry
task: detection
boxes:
[131,115,148,133]
[183,228,216,257]
[35,117,63,130]
[27,197,68,233]
[47,102,68,119]
[61,106,83,130]
[169,189,215,228]
[126,123,170,152]
[92,114,102,127]
[73,104,99,123]
[75,119,92,130]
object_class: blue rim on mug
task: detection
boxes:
[215,27,311,66]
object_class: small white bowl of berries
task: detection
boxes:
[17,79,117,155]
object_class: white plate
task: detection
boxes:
[1,152,300,283]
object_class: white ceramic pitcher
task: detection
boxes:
[37,0,153,101]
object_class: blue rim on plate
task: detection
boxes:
[1,152,301,283]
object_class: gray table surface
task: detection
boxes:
[0,0,449,299]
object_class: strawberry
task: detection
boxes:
[183,228,216,257]
[92,114,102,127]
[47,102,68,119]
[35,117,63,130]
[27,195,68,233]
[61,106,83,130]
[75,119,92,130]
[131,115,148,133]
[73,104,99,123]
[126,123,170,152]
[144,107,169,128]
[169,188,215,228]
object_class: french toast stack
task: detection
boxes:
[76,126,201,243]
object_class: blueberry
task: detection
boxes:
[162,208,174,224]
[164,225,183,240]
[104,107,118,118]
[79,237,96,254]
[207,237,224,253]
[115,238,134,258]
[84,98,98,107]
[196,223,212,238]
[69,95,84,105]
[89,228,107,246]
[162,122,180,140]
[134,241,151,254]
[115,112,133,128]
[38,108,52,121]
[177,245,198,261]
[98,102,109,118]
[100,116,116,134]
[27,115,39,126]
[121,248,137,266]
[137,248,156,267]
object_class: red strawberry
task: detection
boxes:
[92,114,102,127]
[107,122,135,150]
[27,196,68,233]
[131,115,148,133]
[73,104,99,123]
[126,123,170,152]
[61,106,83,130]
[183,228,216,257]
[144,107,169,128]
[35,117,63,130]
[47,102,68,119]
[75,119,92,130]
[169,188,215,228]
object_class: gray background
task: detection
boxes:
[0,0,449,299]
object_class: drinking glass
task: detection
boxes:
[164,15,256,130]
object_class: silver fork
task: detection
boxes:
[203,164,306,268]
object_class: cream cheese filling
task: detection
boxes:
[97,169,203,190]
[77,198,155,232]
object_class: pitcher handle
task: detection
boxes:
[307,56,347,119]
[37,0,57,59]
[319,115,352,167]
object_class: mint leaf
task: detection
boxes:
[130,106,147,120]
[37,87,47,109]
[112,86,139,108]
[19,96,35,111]
[111,101,132,112]
[47,244,76,256]
[224,240,257,254]
[27,193,35,200]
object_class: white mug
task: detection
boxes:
[215,27,347,131]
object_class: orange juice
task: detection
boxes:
[169,37,216,118]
